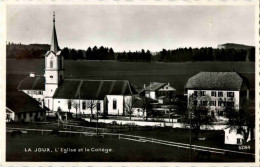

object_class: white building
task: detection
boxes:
[139,82,176,101]
[185,72,249,122]
[6,92,46,122]
[224,127,251,145]
[18,13,137,119]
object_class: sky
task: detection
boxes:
[6,5,255,52]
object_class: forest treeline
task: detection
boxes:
[6,43,255,62]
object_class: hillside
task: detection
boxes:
[217,43,254,50]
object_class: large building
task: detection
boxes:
[6,91,46,122]
[185,72,249,122]
[139,82,176,101]
[18,13,137,119]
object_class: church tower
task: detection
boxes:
[44,12,64,100]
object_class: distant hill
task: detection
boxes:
[217,43,254,50]
[6,43,50,59]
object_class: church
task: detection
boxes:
[18,13,137,120]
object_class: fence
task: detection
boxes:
[6,127,254,158]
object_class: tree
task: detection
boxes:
[61,47,70,59]
[66,99,72,114]
[70,49,78,60]
[125,97,138,120]
[86,99,100,121]
[183,94,213,139]
[225,101,255,144]
[109,47,114,60]
[248,47,255,62]
[72,100,79,118]
[77,50,84,59]
[85,47,92,60]
[140,97,152,121]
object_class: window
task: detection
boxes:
[227,92,234,97]
[82,101,86,110]
[68,101,71,110]
[237,139,243,145]
[218,92,223,97]
[50,75,53,78]
[97,102,100,111]
[38,91,42,95]
[113,99,117,110]
[201,91,206,96]
[50,60,53,68]
[58,101,60,103]
[194,91,198,96]
[202,101,207,106]
[18,114,21,119]
[210,101,216,106]
[211,91,216,97]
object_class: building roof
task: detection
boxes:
[140,82,166,93]
[53,79,138,100]
[185,72,244,90]
[50,12,60,54]
[17,75,45,90]
[6,91,45,113]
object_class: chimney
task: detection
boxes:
[144,84,146,88]
[168,82,170,86]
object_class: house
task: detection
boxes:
[139,82,176,101]
[185,72,249,122]
[6,92,46,122]
[224,127,252,145]
[17,12,137,119]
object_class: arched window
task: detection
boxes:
[50,60,53,68]
[113,99,117,110]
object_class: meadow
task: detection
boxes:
[7,59,255,95]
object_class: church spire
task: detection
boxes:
[50,11,60,53]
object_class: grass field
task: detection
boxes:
[6,59,255,94]
[6,133,254,162]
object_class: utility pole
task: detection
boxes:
[96,107,98,136]
[189,111,192,161]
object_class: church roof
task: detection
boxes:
[185,72,244,90]
[6,92,45,113]
[53,79,138,100]
[50,12,60,54]
[17,75,138,99]
[17,76,45,90]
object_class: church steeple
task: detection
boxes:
[50,12,60,53]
